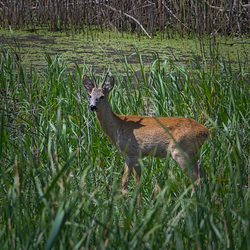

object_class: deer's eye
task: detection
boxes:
[100,96,104,100]
[89,95,92,98]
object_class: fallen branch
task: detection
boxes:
[104,4,152,39]
[161,1,189,30]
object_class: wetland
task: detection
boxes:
[1,28,249,75]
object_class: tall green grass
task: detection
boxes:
[0,44,250,249]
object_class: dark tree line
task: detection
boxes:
[0,1,249,38]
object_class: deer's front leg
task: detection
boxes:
[122,160,133,196]
[122,157,142,205]
[133,163,142,206]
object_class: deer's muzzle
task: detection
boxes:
[90,105,97,111]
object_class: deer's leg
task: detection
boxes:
[133,163,142,206]
[170,146,201,182]
[192,158,207,182]
[122,157,141,205]
[122,159,133,196]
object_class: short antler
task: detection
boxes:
[90,66,97,87]
[101,66,110,88]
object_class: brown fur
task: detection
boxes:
[83,74,209,205]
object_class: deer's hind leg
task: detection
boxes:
[170,146,202,182]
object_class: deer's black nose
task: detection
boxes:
[90,105,97,111]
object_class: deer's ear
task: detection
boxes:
[83,75,94,94]
[104,77,114,93]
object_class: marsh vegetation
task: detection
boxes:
[1,40,250,249]
[0,1,250,249]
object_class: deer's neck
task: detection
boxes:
[95,100,120,142]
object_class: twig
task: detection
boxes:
[206,1,229,12]
[242,3,250,8]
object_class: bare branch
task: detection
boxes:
[161,1,189,30]
[206,1,229,12]
[104,4,152,39]
[241,3,250,8]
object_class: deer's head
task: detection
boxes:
[83,67,114,112]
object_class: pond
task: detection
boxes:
[0,28,249,75]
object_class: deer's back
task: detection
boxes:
[114,115,209,158]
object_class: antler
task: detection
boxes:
[101,66,110,88]
[90,66,97,87]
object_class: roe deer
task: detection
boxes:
[83,67,209,205]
